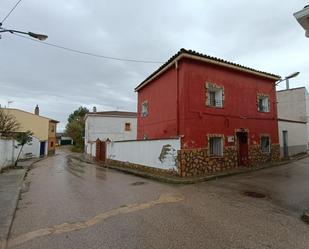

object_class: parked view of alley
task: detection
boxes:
[7,147,309,249]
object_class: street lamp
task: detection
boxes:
[276,72,300,89]
[0,25,47,41]
[294,5,309,38]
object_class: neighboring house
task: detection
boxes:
[84,111,137,157]
[135,48,281,177]
[1,106,59,156]
[56,133,74,146]
[277,87,309,157]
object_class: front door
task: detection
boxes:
[283,130,289,158]
[40,141,46,157]
[237,132,249,166]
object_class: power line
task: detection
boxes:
[1,0,23,24]
[12,33,164,64]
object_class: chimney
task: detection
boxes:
[34,105,40,115]
[93,106,97,113]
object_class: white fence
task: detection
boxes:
[106,138,180,170]
[0,136,40,170]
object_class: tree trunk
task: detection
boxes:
[15,145,24,167]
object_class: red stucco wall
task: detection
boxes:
[137,58,279,149]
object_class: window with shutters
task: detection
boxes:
[209,136,223,156]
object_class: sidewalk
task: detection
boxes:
[0,158,43,249]
[0,169,26,249]
[70,153,309,184]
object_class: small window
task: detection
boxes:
[258,95,269,112]
[261,136,270,153]
[51,141,54,148]
[207,85,223,107]
[125,123,131,131]
[51,125,54,132]
[141,101,148,117]
[209,137,223,156]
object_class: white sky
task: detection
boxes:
[0,0,308,131]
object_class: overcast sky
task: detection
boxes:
[0,0,308,131]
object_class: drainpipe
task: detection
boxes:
[175,60,179,136]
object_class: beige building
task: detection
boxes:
[2,106,59,155]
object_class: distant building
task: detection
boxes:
[56,133,73,146]
[277,87,309,157]
[1,106,59,156]
[84,111,137,157]
[135,48,281,177]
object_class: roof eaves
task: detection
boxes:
[135,48,281,91]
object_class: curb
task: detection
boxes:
[69,153,309,185]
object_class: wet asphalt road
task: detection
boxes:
[8,148,309,249]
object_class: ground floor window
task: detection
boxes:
[209,136,223,156]
[261,136,270,153]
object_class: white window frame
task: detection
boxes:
[209,136,223,157]
[258,95,270,112]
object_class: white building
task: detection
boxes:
[84,111,137,157]
[277,87,309,157]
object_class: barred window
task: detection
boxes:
[141,101,148,117]
[207,85,223,108]
[261,136,270,153]
[209,137,223,156]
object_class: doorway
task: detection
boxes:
[282,130,289,158]
[236,131,249,166]
[40,141,46,157]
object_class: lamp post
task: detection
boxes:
[0,24,47,41]
[276,72,300,90]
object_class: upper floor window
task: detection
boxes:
[141,101,148,117]
[257,94,270,112]
[206,83,224,108]
[125,122,131,131]
[209,136,223,156]
[51,125,54,132]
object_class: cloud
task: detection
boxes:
[1,0,308,131]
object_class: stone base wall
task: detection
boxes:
[177,146,238,177]
[178,143,281,177]
[105,159,177,176]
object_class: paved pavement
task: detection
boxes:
[7,148,309,249]
[0,169,26,249]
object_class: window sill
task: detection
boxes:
[206,105,224,109]
[209,155,224,158]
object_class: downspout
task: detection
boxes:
[175,60,179,136]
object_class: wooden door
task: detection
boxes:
[237,132,249,166]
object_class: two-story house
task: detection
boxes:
[84,111,137,158]
[2,106,58,156]
[135,49,281,177]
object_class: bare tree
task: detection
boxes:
[0,108,20,137]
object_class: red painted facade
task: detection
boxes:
[137,52,279,152]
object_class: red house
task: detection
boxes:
[135,49,281,177]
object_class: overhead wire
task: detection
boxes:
[1,0,22,24]
[12,33,164,64]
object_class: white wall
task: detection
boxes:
[85,115,137,156]
[106,138,180,170]
[0,136,41,169]
[278,121,308,156]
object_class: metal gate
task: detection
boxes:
[95,138,106,162]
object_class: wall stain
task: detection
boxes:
[9,193,184,247]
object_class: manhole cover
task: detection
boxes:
[131,181,147,186]
[243,191,266,198]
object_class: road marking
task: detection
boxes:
[9,193,184,247]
